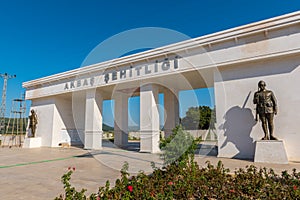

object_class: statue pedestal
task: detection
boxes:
[254,140,288,164]
[23,137,42,148]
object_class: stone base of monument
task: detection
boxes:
[23,137,42,148]
[254,140,288,164]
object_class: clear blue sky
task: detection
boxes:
[0,0,299,127]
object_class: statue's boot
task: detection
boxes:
[261,135,268,140]
[270,134,278,140]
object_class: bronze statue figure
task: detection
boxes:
[29,109,38,137]
[253,81,278,140]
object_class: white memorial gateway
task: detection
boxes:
[23,11,300,162]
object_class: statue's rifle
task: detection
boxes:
[255,104,259,121]
[255,87,260,122]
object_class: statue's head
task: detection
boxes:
[258,80,266,90]
[31,109,35,114]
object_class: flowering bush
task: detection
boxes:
[56,161,300,199]
[55,127,300,199]
[55,167,87,200]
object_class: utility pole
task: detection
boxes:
[0,73,16,134]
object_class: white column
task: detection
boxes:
[52,96,76,147]
[114,93,128,147]
[84,89,103,149]
[164,89,179,138]
[72,91,86,146]
[140,84,160,153]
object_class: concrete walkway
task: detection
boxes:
[0,141,300,200]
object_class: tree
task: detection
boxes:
[181,106,216,130]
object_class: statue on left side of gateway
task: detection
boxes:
[28,109,38,137]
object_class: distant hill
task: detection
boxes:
[103,123,113,132]
[128,125,164,132]
[0,117,28,134]
[128,126,139,132]
[2,118,113,132]
[1,119,163,133]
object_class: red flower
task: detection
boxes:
[168,181,174,185]
[68,167,71,170]
[293,185,297,190]
[229,189,235,193]
[127,185,133,192]
[73,167,76,171]
[96,196,100,200]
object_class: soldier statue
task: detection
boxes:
[253,80,278,140]
[29,109,38,137]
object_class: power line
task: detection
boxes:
[0,73,16,134]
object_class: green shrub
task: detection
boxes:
[159,125,200,166]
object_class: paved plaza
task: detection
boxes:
[1,141,300,199]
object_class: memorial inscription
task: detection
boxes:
[63,57,179,90]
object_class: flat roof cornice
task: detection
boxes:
[23,11,300,88]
